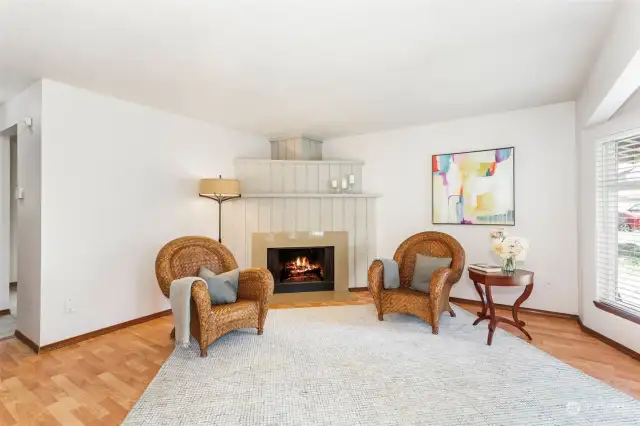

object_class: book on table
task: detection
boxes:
[468,263,502,273]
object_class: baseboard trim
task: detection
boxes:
[39,309,172,353]
[0,309,10,317]
[14,330,40,353]
[348,287,369,292]
[449,297,578,320]
[577,318,640,362]
[13,309,172,354]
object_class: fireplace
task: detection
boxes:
[267,246,335,293]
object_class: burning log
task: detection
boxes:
[283,256,324,281]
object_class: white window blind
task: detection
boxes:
[596,134,640,317]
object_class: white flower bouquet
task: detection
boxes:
[490,229,529,272]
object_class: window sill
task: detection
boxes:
[593,301,640,326]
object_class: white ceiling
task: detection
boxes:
[0,0,617,138]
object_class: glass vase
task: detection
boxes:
[502,256,516,273]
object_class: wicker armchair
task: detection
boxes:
[368,232,465,334]
[155,236,274,357]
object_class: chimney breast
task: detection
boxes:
[270,136,322,160]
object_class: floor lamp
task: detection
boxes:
[199,176,241,243]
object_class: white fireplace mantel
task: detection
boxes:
[224,142,378,289]
[235,158,365,194]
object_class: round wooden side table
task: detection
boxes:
[468,268,534,345]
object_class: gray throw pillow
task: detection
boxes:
[198,266,240,305]
[410,254,452,294]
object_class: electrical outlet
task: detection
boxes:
[64,298,76,314]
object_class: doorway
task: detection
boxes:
[0,132,17,339]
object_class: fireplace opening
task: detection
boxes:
[267,246,335,293]
[282,254,324,282]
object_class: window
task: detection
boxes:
[596,134,640,322]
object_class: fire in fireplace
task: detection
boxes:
[283,255,324,282]
[267,246,335,293]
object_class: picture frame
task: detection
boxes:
[432,147,515,225]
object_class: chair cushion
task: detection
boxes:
[199,266,239,305]
[210,298,259,324]
[410,254,452,294]
[381,287,432,314]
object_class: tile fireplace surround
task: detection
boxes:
[252,231,349,292]
[220,136,380,289]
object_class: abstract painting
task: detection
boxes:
[432,147,514,225]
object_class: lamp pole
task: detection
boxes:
[199,175,241,243]
[205,194,241,243]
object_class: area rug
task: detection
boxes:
[124,305,639,425]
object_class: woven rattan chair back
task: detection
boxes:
[393,232,465,288]
[155,236,238,298]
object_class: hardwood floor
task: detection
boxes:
[0,319,173,425]
[0,294,638,425]
[454,301,640,400]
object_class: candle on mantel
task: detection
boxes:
[341,178,348,189]
[348,174,355,184]
[331,179,338,189]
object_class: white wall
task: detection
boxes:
[38,80,269,345]
[0,81,43,344]
[324,102,578,314]
[579,101,640,354]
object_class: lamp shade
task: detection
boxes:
[199,178,240,197]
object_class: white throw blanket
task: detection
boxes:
[170,277,206,348]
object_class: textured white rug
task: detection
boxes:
[124,305,639,425]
